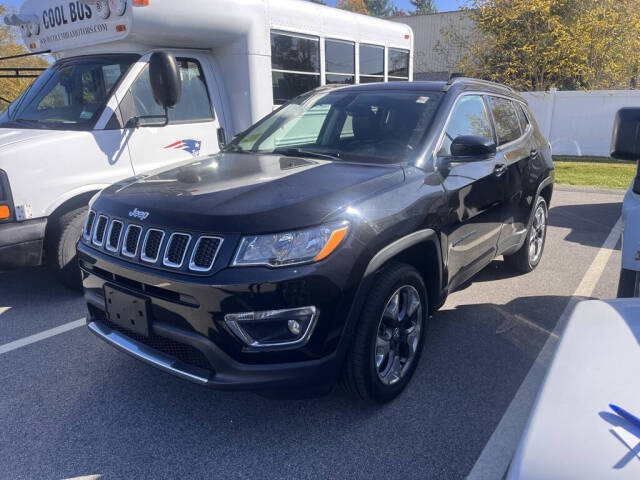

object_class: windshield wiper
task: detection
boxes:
[273,147,342,162]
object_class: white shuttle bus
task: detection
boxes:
[0,0,413,287]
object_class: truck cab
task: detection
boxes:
[0,0,413,288]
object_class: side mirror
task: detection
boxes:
[450,135,496,159]
[611,108,640,161]
[149,52,181,109]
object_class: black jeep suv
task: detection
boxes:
[78,79,554,402]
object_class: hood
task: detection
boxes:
[0,128,59,151]
[94,153,405,233]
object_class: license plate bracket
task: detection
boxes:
[104,285,151,337]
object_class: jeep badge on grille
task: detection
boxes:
[129,208,149,221]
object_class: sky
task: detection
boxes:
[2,0,461,14]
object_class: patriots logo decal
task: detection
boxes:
[164,139,202,157]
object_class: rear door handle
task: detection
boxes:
[494,163,507,177]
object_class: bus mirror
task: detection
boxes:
[149,52,181,109]
[611,107,640,161]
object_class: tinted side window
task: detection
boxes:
[438,95,493,157]
[388,48,409,79]
[325,39,354,85]
[127,58,213,125]
[359,44,384,82]
[271,32,320,104]
[489,96,521,145]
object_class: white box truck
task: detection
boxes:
[0,0,412,288]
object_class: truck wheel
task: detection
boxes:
[47,206,87,291]
[617,268,638,298]
[504,197,548,273]
[340,263,428,403]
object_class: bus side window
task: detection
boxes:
[123,57,214,127]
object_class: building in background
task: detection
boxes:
[391,10,474,81]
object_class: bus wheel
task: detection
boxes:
[47,206,87,291]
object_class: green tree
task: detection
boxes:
[337,0,370,15]
[0,5,49,111]
[410,0,438,15]
[455,0,640,91]
[364,0,395,17]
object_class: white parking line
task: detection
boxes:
[467,216,623,480]
[0,318,86,355]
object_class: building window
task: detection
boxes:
[271,31,320,105]
[388,48,409,80]
[325,39,355,85]
[359,44,384,83]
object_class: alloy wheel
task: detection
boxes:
[528,203,547,265]
[374,285,423,386]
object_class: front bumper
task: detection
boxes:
[78,241,362,391]
[0,218,46,268]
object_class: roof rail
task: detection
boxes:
[445,77,515,92]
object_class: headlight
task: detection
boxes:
[232,222,349,267]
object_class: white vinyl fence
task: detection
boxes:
[520,90,640,157]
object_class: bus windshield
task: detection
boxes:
[230,88,443,164]
[1,54,138,130]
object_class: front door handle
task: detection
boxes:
[494,163,507,177]
[530,149,538,158]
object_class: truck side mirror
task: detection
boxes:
[611,108,640,161]
[149,52,181,109]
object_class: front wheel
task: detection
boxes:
[340,263,428,403]
[504,197,548,273]
[46,206,87,291]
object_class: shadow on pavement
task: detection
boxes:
[548,201,622,248]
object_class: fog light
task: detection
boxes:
[224,306,318,349]
[288,319,301,336]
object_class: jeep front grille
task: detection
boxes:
[105,220,123,252]
[163,233,191,268]
[141,229,165,263]
[83,211,96,241]
[190,236,223,271]
[92,215,108,246]
[82,213,223,274]
[122,224,142,257]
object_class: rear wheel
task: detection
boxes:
[504,197,548,273]
[340,263,427,403]
[617,268,639,298]
[47,206,87,291]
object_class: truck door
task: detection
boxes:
[118,55,221,174]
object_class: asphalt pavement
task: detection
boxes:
[0,186,626,480]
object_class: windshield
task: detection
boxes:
[0,54,138,130]
[231,89,443,163]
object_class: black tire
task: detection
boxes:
[617,268,638,298]
[340,262,428,404]
[504,197,548,273]
[47,206,87,291]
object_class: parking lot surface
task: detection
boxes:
[0,186,625,479]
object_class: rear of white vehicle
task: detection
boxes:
[0,0,412,287]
